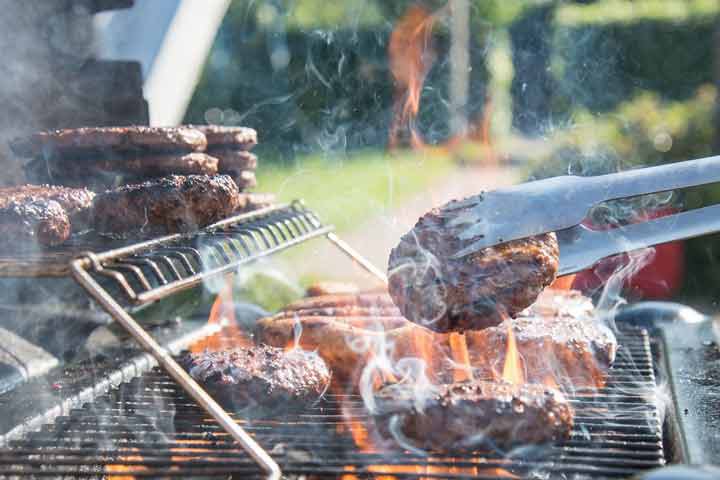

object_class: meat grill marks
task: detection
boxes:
[388,198,560,333]
[180,345,330,412]
[0,185,95,247]
[10,126,208,157]
[466,289,617,390]
[91,174,241,235]
[373,380,574,452]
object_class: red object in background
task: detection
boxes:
[570,207,685,300]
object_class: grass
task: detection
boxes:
[255,148,455,233]
[557,0,719,26]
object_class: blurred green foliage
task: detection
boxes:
[557,0,720,25]
[529,85,716,179]
[529,86,720,308]
[185,0,495,159]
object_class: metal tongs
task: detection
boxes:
[446,155,720,276]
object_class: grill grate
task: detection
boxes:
[0,326,664,479]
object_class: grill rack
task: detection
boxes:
[0,327,665,479]
[69,201,387,478]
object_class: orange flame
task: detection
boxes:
[388,4,436,150]
[448,332,474,382]
[191,273,251,353]
[501,324,525,385]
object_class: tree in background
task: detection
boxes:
[509,2,557,136]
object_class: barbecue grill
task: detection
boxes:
[0,199,714,479]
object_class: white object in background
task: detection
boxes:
[96,0,231,126]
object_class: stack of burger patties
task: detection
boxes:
[13,125,259,191]
[6,126,273,243]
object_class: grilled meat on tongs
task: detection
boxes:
[389,156,720,332]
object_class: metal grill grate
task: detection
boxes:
[0,327,665,479]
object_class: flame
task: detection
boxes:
[549,274,577,291]
[501,324,525,385]
[191,274,251,353]
[105,448,146,479]
[388,4,436,150]
[448,332,474,382]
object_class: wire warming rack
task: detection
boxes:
[69,200,387,478]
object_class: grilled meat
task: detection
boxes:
[213,150,257,171]
[466,289,617,390]
[10,126,207,157]
[305,281,360,297]
[284,292,398,312]
[273,305,402,319]
[226,169,256,190]
[192,125,257,150]
[0,185,94,228]
[388,199,560,332]
[181,345,330,412]
[25,152,220,190]
[373,380,574,451]
[236,192,274,213]
[91,174,241,235]
[255,315,446,390]
[0,199,70,247]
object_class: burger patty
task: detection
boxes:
[235,192,274,214]
[0,184,95,227]
[11,126,207,157]
[388,198,560,333]
[180,345,330,411]
[0,199,71,247]
[91,174,241,235]
[466,289,617,390]
[213,150,257,171]
[229,169,256,190]
[373,380,574,452]
[192,125,257,150]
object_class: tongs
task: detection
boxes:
[446,155,720,276]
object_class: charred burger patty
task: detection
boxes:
[181,345,331,412]
[373,380,574,452]
[388,198,560,332]
[91,174,241,235]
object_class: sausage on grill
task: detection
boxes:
[388,198,560,332]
